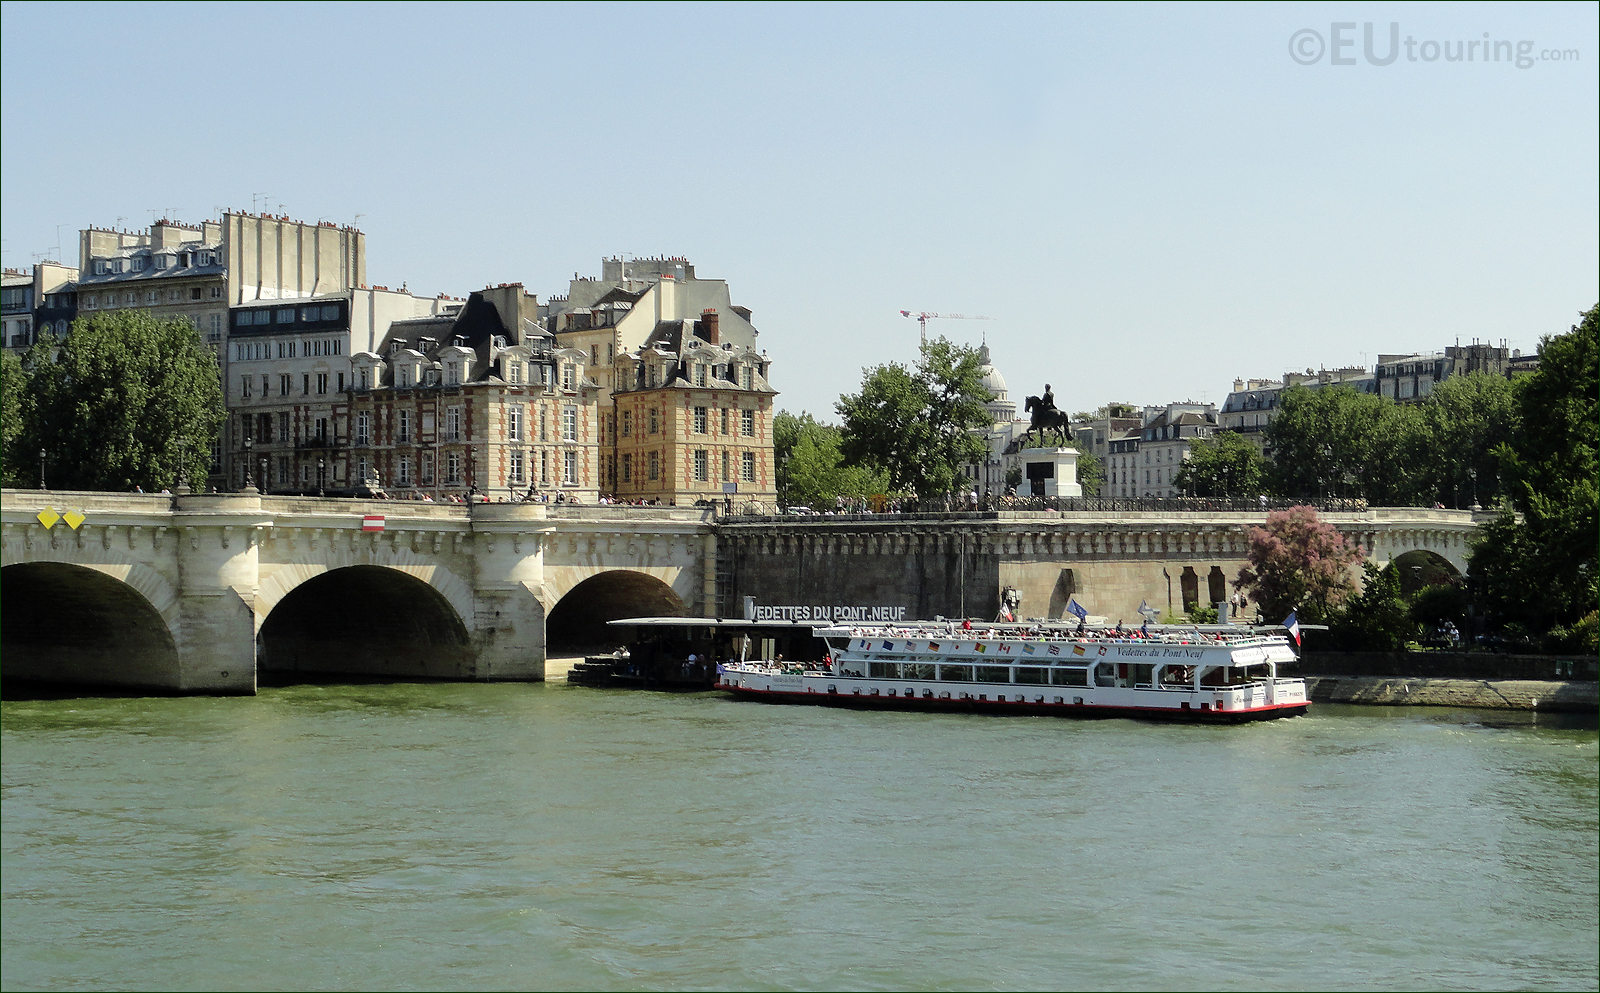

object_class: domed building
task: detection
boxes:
[961,344,1031,498]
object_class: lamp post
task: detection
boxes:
[242,436,253,490]
[259,457,268,494]
[38,448,46,490]
[779,454,789,513]
[318,457,326,497]
[1468,467,1480,512]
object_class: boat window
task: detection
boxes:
[975,665,1011,683]
[939,664,973,682]
[1052,668,1090,687]
[902,662,936,680]
[869,661,898,679]
[1015,667,1049,685]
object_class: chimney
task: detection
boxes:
[701,308,720,345]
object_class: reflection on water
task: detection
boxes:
[3,685,1596,991]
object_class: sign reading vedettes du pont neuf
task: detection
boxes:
[752,604,908,623]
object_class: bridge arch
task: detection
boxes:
[1,561,179,690]
[546,569,685,650]
[258,564,473,681]
[1384,549,1463,597]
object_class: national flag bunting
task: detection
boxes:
[1283,611,1302,645]
[975,643,987,653]
[1067,599,1088,620]
[362,515,385,532]
[1022,644,1036,654]
[928,641,940,651]
[1048,645,1062,656]
[1072,644,1086,656]
[998,643,1011,653]
[882,641,894,650]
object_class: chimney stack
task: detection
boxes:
[701,308,720,345]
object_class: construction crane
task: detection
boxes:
[899,310,993,347]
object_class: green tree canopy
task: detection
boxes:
[1174,431,1268,498]
[1470,304,1598,632]
[1074,447,1104,497]
[1,350,28,486]
[1234,504,1364,624]
[836,337,993,502]
[773,410,891,510]
[17,311,224,491]
[1411,372,1518,508]
[1264,383,1419,504]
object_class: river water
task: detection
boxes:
[2,682,1595,992]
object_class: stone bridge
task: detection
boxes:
[719,507,1480,627]
[1,489,713,693]
[2,490,1478,693]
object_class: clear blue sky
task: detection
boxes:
[3,2,1594,420]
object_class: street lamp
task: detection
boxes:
[1468,467,1480,512]
[259,457,268,494]
[318,457,326,497]
[38,448,46,490]
[242,436,254,490]
[779,454,789,512]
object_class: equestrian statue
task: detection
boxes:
[1022,383,1073,447]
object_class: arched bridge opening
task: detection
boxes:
[546,570,684,652]
[260,565,472,682]
[1385,549,1463,598]
[1,562,178,692]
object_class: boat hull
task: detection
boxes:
[718,673,1308,723]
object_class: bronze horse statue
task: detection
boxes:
[1023,395,1073,447]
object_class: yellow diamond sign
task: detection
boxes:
[36,507,59,529]
[64,510,86,530]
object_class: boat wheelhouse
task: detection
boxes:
[717,620,1308,722]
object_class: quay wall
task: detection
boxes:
[1303,676,1597,713]
[1296,650,1597,682]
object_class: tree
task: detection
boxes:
[836,336,993,502]
[1074,447,1104,497]
[1411,372,1517,508]
[1327,562,1417,650]
[1470,304,1598,633]
[1234,504,1364,624]
[1174,431,1268,498]
[773,410,890,510]
[19,312,224,491]
[1,349,28,486]
[1264,383,1421,504]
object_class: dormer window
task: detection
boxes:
[131,257,147,272]
[446,361,460,386]
[507,362,521,385]
[561,363,575,391]
[398,366,412,388]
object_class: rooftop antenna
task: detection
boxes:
[251,193,267,213]
[353,213,365,231]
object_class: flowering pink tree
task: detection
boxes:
[1235,505,1364,623]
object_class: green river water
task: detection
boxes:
[3,682,1595,991]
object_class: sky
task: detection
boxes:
[2,1,1595,420]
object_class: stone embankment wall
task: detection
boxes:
[1297,650,1596,682]
[1302,676,1597,713]
[1289,650,1597,712]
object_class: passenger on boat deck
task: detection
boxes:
[1075,618,1087,636]
[962,618,973,631]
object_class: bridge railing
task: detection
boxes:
[723,496,1393,523]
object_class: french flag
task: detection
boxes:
[1283,611,1302,645]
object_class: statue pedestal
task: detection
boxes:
[1020,447,1081,498]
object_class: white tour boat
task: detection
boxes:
[717,620,1309,722]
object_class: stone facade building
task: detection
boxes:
[343,284,601,502]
